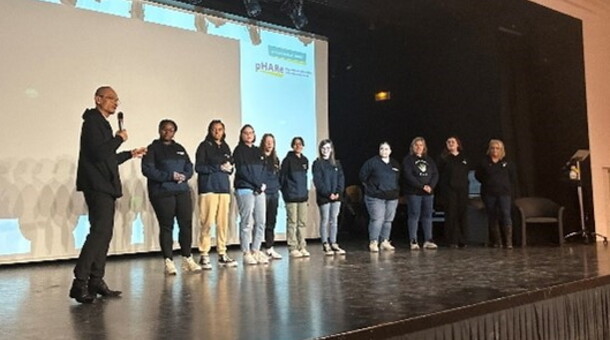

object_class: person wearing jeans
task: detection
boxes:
[281,137,310,258]
[403,137,439,250]
[313,139,346,255]
[359,142,400,252]
[233,124,268,265]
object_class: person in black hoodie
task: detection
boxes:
[359,142,400,252]
[475,139,516,248]
[70,86,146,304]
[260,133,282,260]
[234,124,269,265]
[437,136,470,248]
[142,119,202,275]
[281,136,310,258]
[313,139,346,255]
[403,137,439,250]
[195,120,237,269]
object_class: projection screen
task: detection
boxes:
[0,0,328,264]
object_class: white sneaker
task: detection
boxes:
[290,249,303,258]
[254,250,269,264]
[410,241,420,250]
[182,256,202,273]
[300,248,311,257]
[331,243,346,255]
[369,241,379,253]
[266,247,282,260]
[199,254,213,270]
[323,243,334,256]
[243,252,258,265]
[380,240,395,251]
[423,241,438,250]
[164,258,177,275]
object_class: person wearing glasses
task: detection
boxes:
[70,86,146,304]
[313,139,346,255]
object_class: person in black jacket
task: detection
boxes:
[359,142,400,252]
[234,124,269,265]
[475,139,516,248]
[313,139,346,255]
[437,136,470,248]
[70,86,146,304]
[260,133,282,260]
[195,120,237,269]
[281,137,310,258]
[142,119,202,275]
[403,137,439,250]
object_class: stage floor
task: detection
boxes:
[1,241,609,340]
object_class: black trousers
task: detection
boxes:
[264,192,279,248]
[74,191,116,281]
[443,188,469,245]
[150,191,193,259]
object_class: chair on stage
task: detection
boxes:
[514,197,564,247]
[340,185,367,237]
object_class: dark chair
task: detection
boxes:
[340,185,367,237]
[514,197,564,247]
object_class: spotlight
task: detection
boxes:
[281,0,308,30]
[244,0,262,17]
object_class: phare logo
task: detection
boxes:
[255,62,285,77]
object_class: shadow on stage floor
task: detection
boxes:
[1,241,609,339]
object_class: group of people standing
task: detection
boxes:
[69,86,516,304]
[359,137,516,252]
[143,120,349,275]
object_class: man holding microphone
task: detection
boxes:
[69,86,146,303]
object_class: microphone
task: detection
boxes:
[117,112,124,131]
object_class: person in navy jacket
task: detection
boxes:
[142,119,202,275]
[313,139,346,255]
[233,124,269,265]
[403,137,439,250]
[195,120,237,269]
[281,137,310,258]
[475,139,517,248]
[260,133,283,260]
[359,142,400,252]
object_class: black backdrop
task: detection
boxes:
[178,0,592,235]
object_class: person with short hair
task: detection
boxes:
[195,120,237,269]
[142,119,202,275]
[313,139,346,255]
[281,137,310,258]
[359,142,400,252]
[403,137,439,250]
[70,86,146,303]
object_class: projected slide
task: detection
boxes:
[0,0,327,263]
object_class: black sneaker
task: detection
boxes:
[218,254,238,268]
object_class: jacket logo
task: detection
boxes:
[177,151,185,155]
[416,160,428,174]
